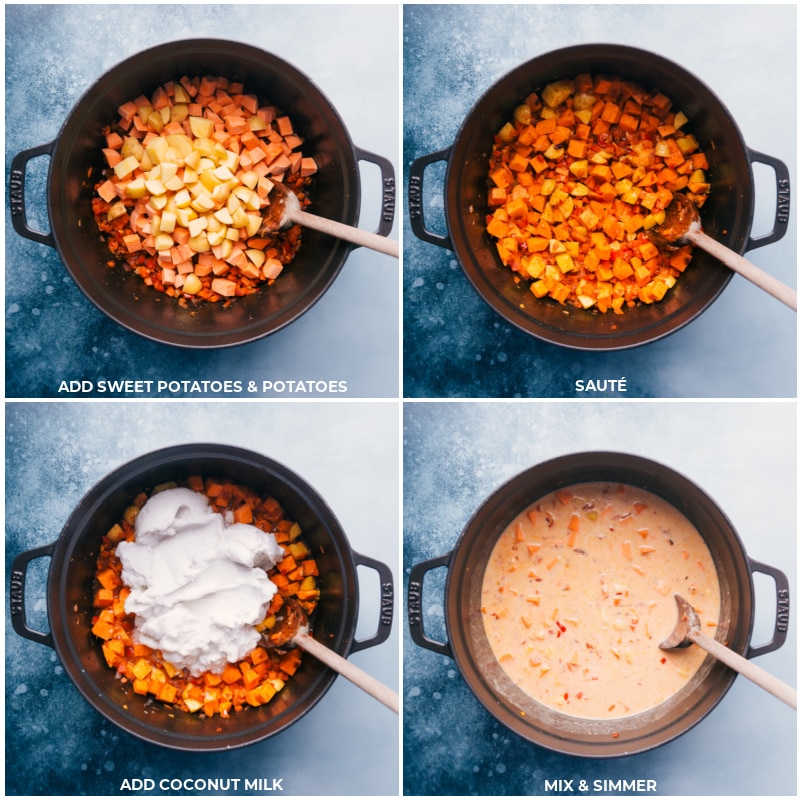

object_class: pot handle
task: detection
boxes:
[407,552,453,658]
[9,542,56,649]
[746,148,790,251]
[349,551,394,654]
[355,146,396,239]
[9,141,56,248]
[746,557,790,659]
[408,147,454,250]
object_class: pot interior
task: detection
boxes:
[48,39,359,347]
[446,452,752,757]
[49,444,357,751]
[446,44,753,349]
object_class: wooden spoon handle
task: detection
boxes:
[292,209,399,258]
[692,630,797,709]
[296,631,399,713]
[691,229,797,311]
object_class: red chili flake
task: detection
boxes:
[660,657,667,664]
[576,692,583,699]
[563,692,569,701]
[611,732,620,739]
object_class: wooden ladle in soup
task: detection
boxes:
[660,594,796,709]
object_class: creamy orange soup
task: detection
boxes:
[481,482,721,719]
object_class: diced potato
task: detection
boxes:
[246,248,266,269]
[154,233,173,251]
[159,211,177,233]
[673,110,688,128]
[189,116,215,139]
[542,80,572,109]
[569,159,589,179]
[113,156,139,180]
[572,91,596,111]
[497,122,516,142]
[106,202,128,221]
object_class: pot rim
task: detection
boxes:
[17,443,372,751]
[414,451,787,757]
[412,43,787,351]
[20,38,369,349]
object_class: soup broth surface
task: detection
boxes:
[481,482,721,719]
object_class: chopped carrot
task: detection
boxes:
[566,528,578,548]
[568,514,580,532]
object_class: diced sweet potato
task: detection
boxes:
[221,664,242,684]
[484,72,708,313]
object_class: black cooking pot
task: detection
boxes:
[408,44,790,350]
[408,452,790,757]
[9,39,395,348]
[10,444,394,751]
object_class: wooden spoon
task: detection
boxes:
[262,598,399,713]
[660,594,796,709]
[260,181,399,258]
[649,193,796,310]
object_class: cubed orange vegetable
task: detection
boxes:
[221,664,242,684]
[156,683,178,704]
[484,74,708,313]
[233,504,254,524]
[97,568,122,591]
[279,649,303,676]
[92,619,117,640]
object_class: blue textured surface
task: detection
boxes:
[5,4,399,399]
[6,402,399,795]
[403,4,797,398]
[403,401,796,795]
